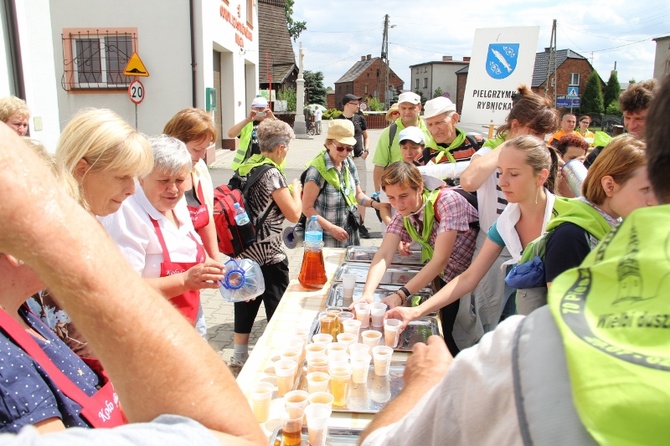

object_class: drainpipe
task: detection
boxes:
[189,0,197,107]
[5,0,26,98]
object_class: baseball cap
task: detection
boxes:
[342,93,363,106]
[326,120,357,146]
[397,92,421,105]
[424,97,456,119]
[251,96,268,108]
[398,126,425,145]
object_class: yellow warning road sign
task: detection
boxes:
[123,52,149,77]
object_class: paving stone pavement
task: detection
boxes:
[203,128,385,376]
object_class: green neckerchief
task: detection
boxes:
[307,150,357,207]
[434,129,467,163]
[548,204,670,445]
[402,188,442,263]
[237,153,285,177]
[482,133,506,150]
[545,198,613,238]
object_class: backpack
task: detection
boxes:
[213,164,274,257]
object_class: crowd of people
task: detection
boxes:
[0,73,668,444]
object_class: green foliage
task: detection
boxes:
[285,0,306,42]
[581,71,604,115]
[324,109,341,119]
[433,87,444,98]
[606,100,622,116]
[604,71,621,110]
[277,87,296,112]
[304,71,326,106]
[366,96,383,111]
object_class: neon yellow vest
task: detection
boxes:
[231,122,255,171]
[548,204,670,445]
[402,188,441,263]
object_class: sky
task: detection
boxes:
[289,0,669,91]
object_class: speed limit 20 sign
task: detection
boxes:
[128,79,145,105]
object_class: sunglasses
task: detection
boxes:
[334,143,354,152]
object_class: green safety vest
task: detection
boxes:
[402,188,442,263]
[548,204,670,445]
[231,122,255,172]
[306,150,357,208]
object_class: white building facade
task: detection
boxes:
[2,0,261,157]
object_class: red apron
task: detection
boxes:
[187,177,210,231]
[150,217,205,324]
[0,309,126,428]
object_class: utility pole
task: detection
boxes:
[380,14,390,107]
[545,19,557,107]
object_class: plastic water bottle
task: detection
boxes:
[304,215,323,244]
[233,202,250,225]
[299,216,327,289]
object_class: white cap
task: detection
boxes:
[423,96,456,119]
[251,96,268,108]
[398,126,425,145]
[397,92,421,105]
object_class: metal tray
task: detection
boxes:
[326,282,432,308]
[344,245,424,266]
[269,426,363,446]
[332,262,426,288]
[308,313,441,353]
[295,361,406,414]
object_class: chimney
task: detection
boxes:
[544,47,551,53]
[463,57,471,62]
[361,56,365,61]
[367,54,371,60]
[442,56,453,61]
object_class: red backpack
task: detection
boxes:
[213,164,274,257]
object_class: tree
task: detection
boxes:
[285,0,306,42]
[580,70,604,115]
[603,70,621,112]
[433,87,444,98]
[304,70,326,106]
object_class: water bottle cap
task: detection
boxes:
[234,203,240,209]
[310,215,317,221]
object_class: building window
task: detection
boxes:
[569,73,580,86]
[62,28,137,91]
[423,78,428,88]
[415,79,419,90]
[364,85,368,94]
[246,0,254,28]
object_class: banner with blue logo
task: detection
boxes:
[461,27,540,126]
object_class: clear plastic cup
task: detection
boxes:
[306,371,330,393]
[308,391,334,410]
[284,389,310,422]
[274,359,298,397]
[383,318,402,348]
[336,332,357,348]
[307,355,329,374]
[281,407,304,446]
[342,273,356,300]
[341,319,362,341]
[348,343,370,358]
[337,311,355,333]
[371,375,392,403]
[361,329,382,348]
[369,302,387,328]
[353,302,371,329]
[305,342,328,360]
[326,342,349,363]
[312,333,333,345]
[248,381,274,423]
[304,403,331,446]
[280,346,302,364]
[328,362,352,407]
[371,345,393,376]
[351,353,372,384]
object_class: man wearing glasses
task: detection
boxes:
[337,94,372,238]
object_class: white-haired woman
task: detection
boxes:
[101,135,224,327]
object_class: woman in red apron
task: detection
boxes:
[100,135,224,326]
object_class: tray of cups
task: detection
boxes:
[294,360,406,414]
[269,426,363,446]
[344,245,425,266]
[308,309,441,353]
[332,262,429,289]
[325,282,432,309]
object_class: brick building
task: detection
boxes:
[334,54,403,109]
[258,0,297,99]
